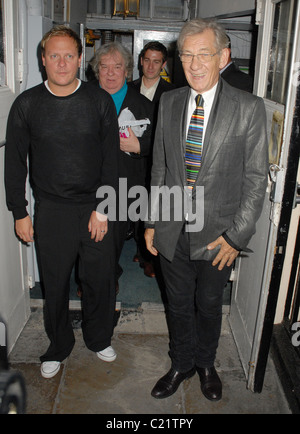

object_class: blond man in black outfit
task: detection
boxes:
[5,26,120,378]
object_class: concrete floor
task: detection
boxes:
[7,303,292,415]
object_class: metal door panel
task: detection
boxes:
[229,95,285,389]
[229,191,273,379]
[229,0,299,392]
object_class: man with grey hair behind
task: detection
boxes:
[91,42,154,288]
[145,18,268,401]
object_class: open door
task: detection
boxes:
[229,0,300,392]
[0,0,31,352]
[229,100,284,390]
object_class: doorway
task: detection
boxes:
[272,83,300,413]
[0,0,30,352]
[229,0,300,393]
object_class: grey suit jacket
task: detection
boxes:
[147,78,269,262]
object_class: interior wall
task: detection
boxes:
[69,0,88,23]
[198,0,255,17]
[0,0,30,354]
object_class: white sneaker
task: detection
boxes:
[96,346,116,362]
[41,361,61,379]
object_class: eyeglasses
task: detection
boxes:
[179,51,220,64]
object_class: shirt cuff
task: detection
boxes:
[222,232,242,251]
[222,232,253,253]
[13,208,29,221]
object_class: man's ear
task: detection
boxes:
[219,47,230,70]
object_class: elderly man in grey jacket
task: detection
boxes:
[145,18,268,402]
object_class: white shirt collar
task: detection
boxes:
[140,76,160,101]
[44,79,81,96]
[186,81,219,140]
[189,81,218,109]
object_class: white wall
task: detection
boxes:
[198,0,255,17]
[26,15,52,90]
[0,1,89,353]
[0,148,30,351]
[0,0,30,353]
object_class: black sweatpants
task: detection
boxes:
[34,199,116,363]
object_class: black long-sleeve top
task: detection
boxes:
[5,81,120,220]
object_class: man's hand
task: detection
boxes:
[15,216,34,243]
[207,236,239,271]
[145,228,158,256]
[88,211,108,242]
[120,128,141,154]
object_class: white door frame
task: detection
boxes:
[229,0,300,392]
[0,0,30,353]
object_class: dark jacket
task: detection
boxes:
[147,79,268,262]
[117,85,154,190]
[129,77,176,106]
[221,62,253,93]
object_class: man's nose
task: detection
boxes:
[107,66,115,75]
[190,56,203,70]
[58,56,67,67]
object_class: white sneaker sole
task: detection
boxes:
[96,349,117,362]
[41,362,61,379]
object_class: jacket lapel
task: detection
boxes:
[171,81,238,190]
[196,80,238,184]
[171,88,190,186]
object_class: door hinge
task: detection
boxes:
[27,275,34,289]
[269,165,285,204]
[229,269,238,281]
[248,360,255,370]
[274,245,284,255]
[293,183,300,208]
[17,49,24,83]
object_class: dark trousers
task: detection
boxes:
[160,230,232,372]
[115,220,129,279]
[115,194,149,278]
[34,200,116,363]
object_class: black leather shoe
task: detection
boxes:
[151,367,196,399]
[197,366,222,401]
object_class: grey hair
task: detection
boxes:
[90,41,133,80]
[177,18,229,53]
